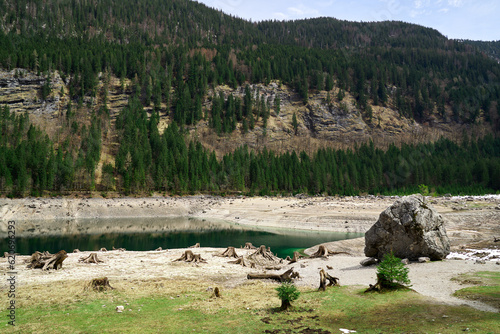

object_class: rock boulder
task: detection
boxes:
[364,195,450,261]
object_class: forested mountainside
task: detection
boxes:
[0,0,500,197]
[465,40,500,62]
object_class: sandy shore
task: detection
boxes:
[1,195,499,313]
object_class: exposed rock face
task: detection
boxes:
[364,195,450,261]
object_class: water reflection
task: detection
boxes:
[1,217,362,258]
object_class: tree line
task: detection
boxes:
[2,102,499,197]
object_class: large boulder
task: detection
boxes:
[364,195,450,261]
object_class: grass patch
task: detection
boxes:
[452,271,500,309]
[4,280,500,333]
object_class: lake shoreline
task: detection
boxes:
[1,195,499,250]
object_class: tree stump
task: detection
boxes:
[250,245,279,261]
[100,248,108,252]
[318,268,339,291]
[189,243,201,248]
[155,247,163,251]
[247,268,299,282]
[243,242,257,249]
[87,277,114,291]
[217,247,239,258]
[27,250,68,270]
[288,251,303,264]
[228,256,255,268]
[79,253,103,264]
[310,245,349,258]
[174,250,207,263]
[73,249,81,253]
[214,287,221,298]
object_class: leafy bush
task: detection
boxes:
[377,252,411,287]
[276,282,300,310]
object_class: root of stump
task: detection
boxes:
[174,250,207,263]
[79,253,103,264]
[26,250,68,270]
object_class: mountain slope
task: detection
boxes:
[1,0,500,196]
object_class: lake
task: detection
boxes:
[2,217,363,258]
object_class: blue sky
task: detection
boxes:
[196,0,499,41]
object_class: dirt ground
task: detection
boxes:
[1,195,499,313]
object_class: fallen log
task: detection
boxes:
[86,277,114,291]
[310,245,350,258]
[217,246,239,258]
[318,268,339,291]
[27,250,68,270]
[79,253,103,264]
[247,268,300,282]
[174,250,207,263]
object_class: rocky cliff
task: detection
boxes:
[0,68,488,159]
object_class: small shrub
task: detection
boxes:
[276,282,300,310]
[377,252,411,288]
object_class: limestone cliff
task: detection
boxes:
[0,68,488,160]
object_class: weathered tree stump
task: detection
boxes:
[228,257,255,268]
[247,268,299,282]
[189,243,201,248]
[79,253,103,264]
[86,277,114,291]
[27,250,68,270]
[100,248,108,252]
[250,245,279,261]
[310,245,349,258]
[73,249,81,253]
[217,247,239,258]
[318,268,339,291]
[243,242,257,249]
[288,251,303,264]
[174,250,207,263]
[155,247,163,251]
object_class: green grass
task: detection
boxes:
[3,281,500,334]
[453,271,500,310]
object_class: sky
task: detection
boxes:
[196,0,499,41]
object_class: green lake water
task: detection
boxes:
[2,218,363,258]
